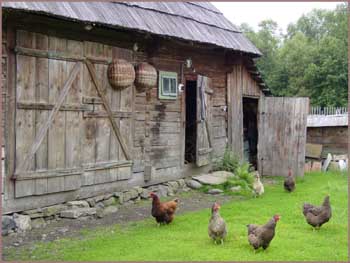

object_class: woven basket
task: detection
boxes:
[107,59,135,90]
[134,62,157,92]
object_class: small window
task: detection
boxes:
[158,71,178,100]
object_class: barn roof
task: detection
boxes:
[2,1,262,56]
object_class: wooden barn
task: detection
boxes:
[1,2,309,214]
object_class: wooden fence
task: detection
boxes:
[310,106,348,115]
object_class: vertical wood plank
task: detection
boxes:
[65,40,83,169]
[48,36,67,169]
[34,33,49,171]
[15,30,36,173]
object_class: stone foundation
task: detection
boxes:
[2,179,190,236]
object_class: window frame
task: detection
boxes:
[158,71,178,100]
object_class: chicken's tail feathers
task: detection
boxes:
[173,198,179,203]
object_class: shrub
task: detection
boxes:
[213,148,239,173]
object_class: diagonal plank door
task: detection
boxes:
[196,75,213,167]
[258,97,309,177]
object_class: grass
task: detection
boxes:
[5,171,348,261]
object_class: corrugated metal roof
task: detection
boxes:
[2,1,261,56]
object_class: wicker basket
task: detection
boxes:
[134,62,157,92]
[107,59,135,90]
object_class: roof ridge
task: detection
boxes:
[115,2,241,34]
[185,2,222,14]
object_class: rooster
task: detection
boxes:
[247,215,280,251]
[253,171,264,197]
[284,168,296,192]
[208,202,227,245]
[150,192,178,225]
[303,195,332,230]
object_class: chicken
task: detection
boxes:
[247,215,280,251]
[303,195,332,229]
[208,202,227,245]
[150,192,178,225]
[284,169,296,192]
[253,171,264,197]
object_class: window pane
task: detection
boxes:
[162,78,170,94]
[170,78,176,94]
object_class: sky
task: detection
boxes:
[212,1,340,33]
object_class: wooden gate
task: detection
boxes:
[196,75,213,167]
[12,30,133,198]
[258,97,309,177]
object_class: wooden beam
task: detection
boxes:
[17,102,90,111]
[13,62,82,178]
[15,46,111,65]
[85,59,131,160]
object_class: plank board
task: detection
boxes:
[258,97,309,177]
[227,66,243,159]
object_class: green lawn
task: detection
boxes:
[5,171,348,261]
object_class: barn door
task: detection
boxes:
[196,75,213,167]
[258,97,309,177]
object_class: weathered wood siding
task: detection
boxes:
[307,126,348,157]
[258,97,309,177]
[12,30,133,199]
[2,16,261,213]
[227,64,262,159]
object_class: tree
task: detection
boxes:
[241,3,348,107]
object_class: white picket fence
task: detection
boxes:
[310,106,348,115]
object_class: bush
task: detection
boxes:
[213,149,239,173]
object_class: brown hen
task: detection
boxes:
[150,192,178,225]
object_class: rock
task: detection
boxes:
[230,186,242,192]
[182,186,191,192]
[60,208,96,219]
[93,194,105,203]
[157,185,169,197]
[57,227,69,234]
[31,218,46,229]
[103,197,117,207]
[29,213,43,219]
[42,204,66,217]
[186,179,203,189]
[22,208,43,215]
[167,181,179,190]
[123,189,139,202]
[140,189,150,199]
[207,189,223,195]
[339,159,348,171]
[133,187,143,194]
[97,206,119,218]
[193,171,234,185]
[66,200,89,209]
[86,198,96,207]
[13,242,20,247]
[104,193,114,200]
[13,214,31,232]
[177,179,186,188]
[2,216,16,236]
[95,202,105,209]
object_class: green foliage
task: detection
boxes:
[213,148,239,174]
[5,172,348,261]
[241,3,348,107]
[213,150,254,196]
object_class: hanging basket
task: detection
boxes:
[107,59,135,90]
[134,62,157,92]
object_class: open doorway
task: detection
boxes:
[185,80,197,163]
[243,97,259,169]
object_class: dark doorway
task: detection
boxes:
[243,97,259,169]
[185,80,197,163]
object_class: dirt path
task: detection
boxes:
[2,190,242,258]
